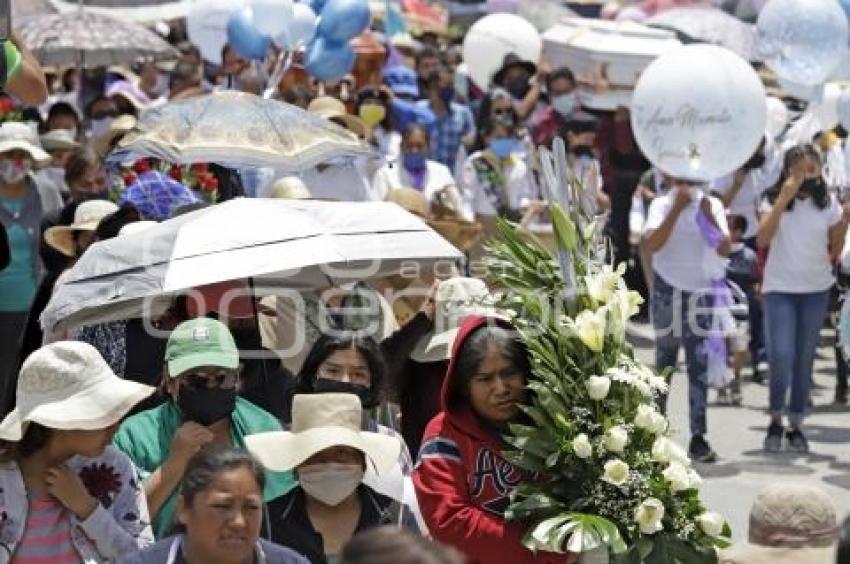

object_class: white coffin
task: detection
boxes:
[543,18,683,110]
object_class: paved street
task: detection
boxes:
[628,322,850,541]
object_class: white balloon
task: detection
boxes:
[249,0,295,38]
[187,0,245,65]
[283,2,318,49]
[810,83,843,131]
[462,14,542,91]
[838,89,850,129]
[630,44,767,182]
[757,0,848,86]
[765,96,789,139]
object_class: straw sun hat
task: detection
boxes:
[720,483,838,564]
[44,199,118,257]
[246,393,400,474]
[0,342,155,441]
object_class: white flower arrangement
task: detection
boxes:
[488,138,730,562]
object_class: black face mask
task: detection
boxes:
[313,378,378,409]
[507,78,530,100]
[799,177,824,196]
[743,152,766,170]
[571,145,595,159]
[229,326,261,353]
[177,384,236,426]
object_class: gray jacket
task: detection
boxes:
[118,535,309,564]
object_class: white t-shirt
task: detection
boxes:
[645,190,730,292]
[710,147,782,240]
[760,194,842,294]
[372,159,474,221]
[461,152,535,217]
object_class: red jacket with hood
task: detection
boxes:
[412,316,563,564]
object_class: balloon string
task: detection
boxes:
[263,50,293,99]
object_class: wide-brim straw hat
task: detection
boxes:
[0,122,50,167]
[95,114,137,157]
[428,218,483,252]
[246,393,400,474]
[720,482,838,564]
[44,199,118,257]
[385,187,427,218]
[307,96,367,139]
[0,341,155,441]
[39,128,80,152]
[410,277,499,363]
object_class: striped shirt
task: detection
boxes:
[11,496,80,564]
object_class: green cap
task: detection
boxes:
[165,318,238,377]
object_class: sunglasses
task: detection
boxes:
[181,371,238,390]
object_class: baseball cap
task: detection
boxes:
[165,318,238,377]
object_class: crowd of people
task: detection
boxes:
[0,10,849,564]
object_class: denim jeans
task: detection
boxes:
[651,274,711,437]
[763,290,830,427]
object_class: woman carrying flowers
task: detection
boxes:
[412,315,576,564]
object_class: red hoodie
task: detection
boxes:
[412,316,564,564]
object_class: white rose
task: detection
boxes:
[688,469,703,490]
[575,308,607,353]
[584,264,624,305]
[633,404,656,430]
[586,376,611,401]
[634,498,665,535]
[602,459,630,487]
[604,426,629,454]
[652,437,690,466]
[572,434,593,459]
[662,461,691,492]
[648,412,669,435]
[697,512,726,537]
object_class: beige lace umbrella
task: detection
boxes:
[111,91,374,170]
[16,11,179,67]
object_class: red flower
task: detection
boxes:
[79,463,122,509]
[132,159,151,174]
[169,164,185,182]
[121,172,137,186]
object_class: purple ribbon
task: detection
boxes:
[696,209,731,372]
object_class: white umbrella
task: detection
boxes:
[46,0,191,23]
[41,199,463,332]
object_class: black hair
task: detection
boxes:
[47,102,81,127]
[563,112,599,137]
[295,332,387,409]
[474,88,517,150]
[181,445,265,506]
[95,204,141,241]
[480,118,515,141]
[341,527,463,564]
[64,147,102,188]
[546,67,576,92]
[84,95,117,119]
[764,143,829,211]
[283,84,315,109]
[0,423,52,462]
[448,322,530,409]
[838,514,850,564]
[728,214,748,235]
[401,123,430,148]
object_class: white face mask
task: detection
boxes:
[552,92,576,117]
[298,463,364,506]
[89,117,113,139]
[0,159,31,184]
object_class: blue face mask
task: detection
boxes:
[489,137,518,159]
[402,151,427,171]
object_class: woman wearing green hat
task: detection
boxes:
[113,317,296,539]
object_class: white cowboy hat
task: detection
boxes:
[0,341,155,441]
[44,199,119,257]
[270,176,311,200]
[410,277,499,363]
[720,483,838,564]
[0,122,50,167]
[39,128,80,152]
[245,393,400,474]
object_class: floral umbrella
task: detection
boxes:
[110,91,374,171]
[16,12,179,68]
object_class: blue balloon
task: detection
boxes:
[317,0,369,43]
[227,7,272,61]
[309,0,327,14]
[305,36,355,81]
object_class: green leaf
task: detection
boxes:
[550,203,578,251]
